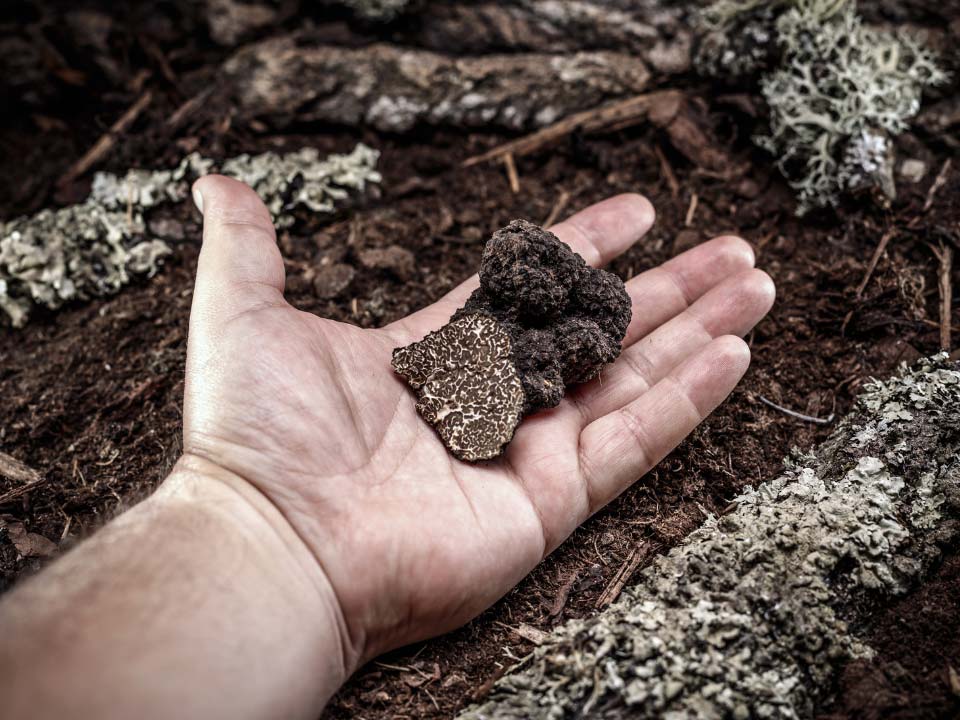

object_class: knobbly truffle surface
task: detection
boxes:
[392,314,524,462]
[392,219,631,461]
[456,219,631,415]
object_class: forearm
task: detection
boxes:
[0,456,352,720]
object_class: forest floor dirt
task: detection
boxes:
[2,1,959,718]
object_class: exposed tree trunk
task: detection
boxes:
[460,355,960,719]
[220,36,651,132]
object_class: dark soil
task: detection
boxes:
[2,2,959,718]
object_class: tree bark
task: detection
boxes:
[220,36,651,132]
[460,355,960,719]
[391,0,694,75]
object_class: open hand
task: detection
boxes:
[179,176,775,673]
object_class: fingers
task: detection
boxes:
[388,194,655,338]
[579,336,751,513]
[549,193,655,267]
[621,235,756,347]
[190,175,287,334]
[575,268,775,423]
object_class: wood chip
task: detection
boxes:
[0,450,42,484]
[497,621,549,646]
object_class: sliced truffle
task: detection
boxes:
[391,313,524,462]
[394,218,631,460]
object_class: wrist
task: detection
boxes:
[156,454,360,707]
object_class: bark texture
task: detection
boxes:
[461,355,960,719]
[394,0,694,74]
[220,37,651,132]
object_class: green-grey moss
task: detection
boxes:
[696,0,947,215]
[0,144,380,327]
[461,355,960,719]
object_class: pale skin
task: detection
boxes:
[0,176,775,719]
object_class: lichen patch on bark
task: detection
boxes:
[461,355,960,719]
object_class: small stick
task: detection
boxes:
[57,90,153,187]
[502,153,520,193]
[654,144,680,200]
[684,193,699,227]
[596,544,651,608]
[856,227,896,299]
[932,241,954,352]
[923,158,952,213]
[463,90,682,167]
[757,395,834,425]
[542,190,571,228]
[0,477,46,506]
[167,87,214,130]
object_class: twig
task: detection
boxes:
[57,90,153,187]
[502,153,520,193]
[923,158,952,213]
[542,190,571,228]
[463,90,682,167]
[931,241,954,352]
[0,478,46,506]
[654,144,680,200]
[856,227,896,299]
[167,87,214,130]
[685,193,699,227]
[596,544,652,608]
[757,395,834,425]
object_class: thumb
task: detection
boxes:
[190,175,287,335]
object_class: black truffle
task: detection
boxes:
[392,314,525,462]
[455,219,631,415]
[393,219,632,460]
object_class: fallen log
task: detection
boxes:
[220,37,650,132]
[389,0,694,74]
[461,355,960,719]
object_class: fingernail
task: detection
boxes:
[192,186,205,215]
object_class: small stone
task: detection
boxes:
[148,217,186,241]
[313,263,355,299]
[898,158,927,184]
[358,245,416,281]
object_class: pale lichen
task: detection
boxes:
[696,0,947,214]
[0,144,380,326]
[462,355,960,719]
[219,144,381,227]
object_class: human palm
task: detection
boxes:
[181,176,774,666]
